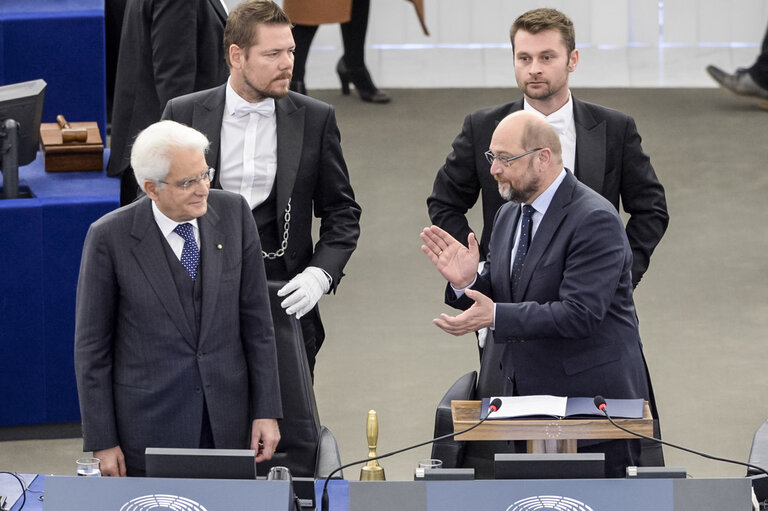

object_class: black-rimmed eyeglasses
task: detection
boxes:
[161,168,215,190]
[484,148,542,168]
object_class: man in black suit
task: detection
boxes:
[75,120,281,477]
[108,0,230,205]
[162,0,361,375]
[428,8,668,289]
[422,111,649,477]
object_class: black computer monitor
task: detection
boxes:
[0,79,46,199]
[494,453,605,479]
[144,447,257,479]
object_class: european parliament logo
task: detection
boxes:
[120,494,208,511]
[506,495,594,511]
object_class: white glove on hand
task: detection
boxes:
[277,266,330,319]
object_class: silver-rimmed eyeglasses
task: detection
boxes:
[161,168,215,190]
[484,148,542,168]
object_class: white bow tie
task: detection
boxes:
[546,114,567,135]
[233,99,275,118]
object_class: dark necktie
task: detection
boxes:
[511,204,535,291]
[174,223,200,279]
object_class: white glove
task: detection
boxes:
[477,327,489,348]
[476,260,489,348]
[277,266,330,319]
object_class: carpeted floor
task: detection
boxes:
[2,87,766,482]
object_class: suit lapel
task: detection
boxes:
[573,98,606,193]
[275,94,304,220]
[193,85,227,184]
[130,198,197,348]
[197,200,224,347]
[494,204,519,302]
[512,173,577,302]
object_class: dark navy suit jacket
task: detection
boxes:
[448,172,649,400]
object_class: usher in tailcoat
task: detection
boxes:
[428,96,669,288]
[448,171,649,401]
[161,86,361,290]
[74,190,282,472]
[107,0,229,178]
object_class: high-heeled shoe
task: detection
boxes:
[289,79,307,95]
[336,58,391,104]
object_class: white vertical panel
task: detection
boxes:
[590,0,628,47]
[663,0,698,44]
[628,0,659,46]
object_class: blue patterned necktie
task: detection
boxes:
[173,223,200,279]
[511,204,535,291]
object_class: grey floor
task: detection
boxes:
[2,87,767,482]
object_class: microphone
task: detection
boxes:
[593,395,768,478]
[320,398,503,511]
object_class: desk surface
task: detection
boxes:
[452,400,654,441]
[0,152,117,202]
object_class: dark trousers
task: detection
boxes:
[749,23,768,89]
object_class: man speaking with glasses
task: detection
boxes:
[421,111,649,477]
[74,120,282,477]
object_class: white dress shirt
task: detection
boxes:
[152,201,200,260]
[219,78,278,209]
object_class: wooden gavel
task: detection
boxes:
[56,115,88,143]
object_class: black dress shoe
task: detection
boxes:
[706,65,768,100]
[336,58,391,104]
[289,79,307,95]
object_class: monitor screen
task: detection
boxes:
[494,453,605,479]
[0,79,46,167]
[144,447,257,479]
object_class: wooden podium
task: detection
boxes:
[451,400,654,453]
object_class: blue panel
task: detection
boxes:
[0,153,118,426]
[0,3,106,140]
[0,199,45,425]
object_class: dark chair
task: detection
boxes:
[256,281,342,479]
[431,332,663,478]
[431,333,515,479]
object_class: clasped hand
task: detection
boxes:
[420,226,495,335]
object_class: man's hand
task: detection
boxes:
[277,266,330,319]
[434,288,494,336]
[251,418,281,463]
[93,446,126,477]
[420,226,480,289]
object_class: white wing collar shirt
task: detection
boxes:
[524,93,576,173]
[220,78,278,209]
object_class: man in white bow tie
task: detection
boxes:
[428,7,668,291]
[162,0,361,377]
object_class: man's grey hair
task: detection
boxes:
[131,120,210,192]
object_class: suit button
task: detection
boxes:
[195,387,201,394]
[197,352,203,359]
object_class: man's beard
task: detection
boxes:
[498,159,539,203]
[499,178,539,203]
[243,72,291,101]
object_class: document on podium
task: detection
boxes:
[481,396,644,419]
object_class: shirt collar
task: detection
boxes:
[151,201,200,238]
[529,168,567,216]
[523,92,574,135]
[225,77,275,118]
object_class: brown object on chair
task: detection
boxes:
[40,117,104,172]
